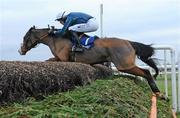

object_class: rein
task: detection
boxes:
[37,32,56,51]
[29,32,49,49]
[39,33,49,40]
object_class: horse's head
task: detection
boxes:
[18,26,49,55]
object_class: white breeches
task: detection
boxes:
[68,18,98,32]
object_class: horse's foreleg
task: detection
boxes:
[56,49,70,62]
[46,57,59,62]
[119,66,168,101]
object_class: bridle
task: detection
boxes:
[20,27,53,54]
[39,33,49,40]
[24,30,49,50]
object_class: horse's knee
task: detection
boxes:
[46,57,59,62]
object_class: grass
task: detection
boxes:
[156,75,172,102]
[156,74,178,97]
[156,74,180,118]
[177,113,180,118]
[0,75,172,118]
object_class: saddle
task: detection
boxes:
[70,33,99,61]
[49,28,99,49]
[79,34,99,49]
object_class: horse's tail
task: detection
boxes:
[129,41,159,79]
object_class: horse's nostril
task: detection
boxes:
[18,48,26,55]
[18,49,23,55]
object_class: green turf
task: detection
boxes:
[156,74,180,117]
[0,76,172,118]
[177,113,180,118]
[156,74,178,94]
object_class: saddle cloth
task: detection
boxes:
[80,36,96,49]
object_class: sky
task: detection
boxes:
[0,0,180,62]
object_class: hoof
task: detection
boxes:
[156,93,169,102]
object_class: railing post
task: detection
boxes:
[178,52,180,112]
[164,50,168,97]
[154,45,177,112]
[100,4,103,38]
[171,49,177,112]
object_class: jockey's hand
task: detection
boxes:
[48,29,56,35]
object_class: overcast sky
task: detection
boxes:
[0,0,180,62]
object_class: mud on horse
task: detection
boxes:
[18,26,168,100]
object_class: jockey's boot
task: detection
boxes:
[70,31,84,52]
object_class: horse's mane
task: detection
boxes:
[31,26,69,38]
[41,28,50,30]
[31,25,59,31]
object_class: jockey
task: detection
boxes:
[50,11,98,52]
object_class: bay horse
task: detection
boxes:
[18,26,167,100]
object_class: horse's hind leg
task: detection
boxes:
[119,66,168,100]
[140,57,159,79]
[120,66,160,93]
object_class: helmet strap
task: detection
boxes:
[61,11,66,18]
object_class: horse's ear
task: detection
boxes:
[51,26,55,30]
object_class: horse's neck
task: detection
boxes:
[40,36,53,46]
[40,36,71,56]
[39,36,56,53]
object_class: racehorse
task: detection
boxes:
[18,26,167,100]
